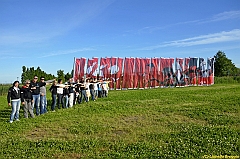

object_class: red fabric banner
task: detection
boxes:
[164,58,170,86]
[175,58,184,86]
[79,58,86,79]
[184,58,190,86]
[74,58,81,81]
[86,57,98,78]
[86,58,93,78]
[189,58,198,85]
[122,58,129,89]
[198,58,205,85]
[150,58,158,88]
[74,56,215,89]
[168,58,175,86]
[128,58,135,89]
[122,58,135,89]
[157,58,161,87]
[162,58,170,86]
[139,58,145,89]
[106,57,111,80]
[116,57,123,90]
[159,58,165,87]
[133,58,140,89]
[207,58,214,85]
[144,58,150,88]
[99,57,111,80]
[110,57,117,90]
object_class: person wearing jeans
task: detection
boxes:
[40,77,47,114]
[93,78,98,100]
[63,83,69,108]
[7,81,21,123]
[79,82,88,103]
[56,79,65,109]
[68,80,75,107]
[30,75,46,116]
[21,80,35,118]
[40,95,47,113]
[89,79,95,101]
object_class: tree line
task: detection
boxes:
[214,51,240,77]
[21,66,73,84]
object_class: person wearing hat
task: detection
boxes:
[21,80,35,118]
[40,77,47,114]
[7,81,21,123]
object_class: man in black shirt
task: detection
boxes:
[79,79,88,103]
[89,79,95,101]
[30,75,46,116]
[21,80,35,118]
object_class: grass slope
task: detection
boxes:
[0,84,239,158]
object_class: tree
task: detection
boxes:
[65,72,72,81]
[57,70,65,82]
[214,51,238,77]
[21,66,56,83]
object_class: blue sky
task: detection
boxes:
[0,0,240,83]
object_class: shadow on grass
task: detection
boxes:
[0,107,26,122]
[0,99,53,122]
[0,109,11,122]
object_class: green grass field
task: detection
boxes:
[0,84,239,158]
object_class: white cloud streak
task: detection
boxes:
[140,29,240,50]
[0,56,24,60]
[206,10,240,22]
[38,48,95,58]
[136,10,240,34]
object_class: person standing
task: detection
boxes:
[89,79,95,101]
[68,78,75,107]
[56,79,65,109]
[79,79,88,103]
[49,80,58,111]
[74,79,81,104]
[102,81,108,97]
[63,82,70,108]
[30,75,46,116]
[7,81,21,123]
[21,80,35,118]
[85,79,91,101]
[93,78,98,99]
[39,77,47,114]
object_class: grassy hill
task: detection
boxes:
[0,84,239,158]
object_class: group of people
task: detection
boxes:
[49,77,109,111]
[7,75,110,123]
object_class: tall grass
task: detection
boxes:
[0,84,11,96]
[0,84,239,158]
[214,76,240,84]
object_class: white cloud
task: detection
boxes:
[135,10,240,34]
[208,10,240,22]
[140,29,240,50]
